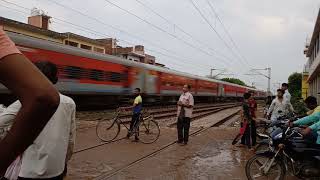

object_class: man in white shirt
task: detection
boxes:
[267,89,294,122]
[0,61,76,180]
[177,84,194,145]
[281,83,291,103]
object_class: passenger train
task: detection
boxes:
[1,32,266,107]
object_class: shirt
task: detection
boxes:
[283,90,291,103]
[0,27,21,59]
[177,92,194,118]
[133,95,142,114]
[248,98,257,118]
[242,101,253,122]
[294,112,320,144]
[267,97,294,121]
[0,94,76,178]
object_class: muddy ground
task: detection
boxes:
[66,106,297,180]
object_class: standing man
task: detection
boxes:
[121,88,142,142]
[0,61,76,180]
[267,89,294,122]
[281,83,291,103]
[177,85,194,145]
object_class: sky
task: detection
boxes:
[1,0,320,92]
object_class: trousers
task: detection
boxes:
[177,117,191,143]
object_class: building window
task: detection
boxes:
[65,40,78,47]
[93,47,104,53]
[129,58,133,61]
[80,44,92,50]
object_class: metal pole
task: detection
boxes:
[268,67,271,96]
[210,68,215,78]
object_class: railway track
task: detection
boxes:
[94,109,240,180]
[73,103,240,154]
[75,103,240,131]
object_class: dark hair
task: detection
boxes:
[186,84,191,90]
[135,88,141,92]
[34,61,58,84]
[281,83,288,87]
[277,89,285,94]
[243,92,251,99]
[305,96,317,105]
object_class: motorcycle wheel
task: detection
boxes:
[245,154,285,180]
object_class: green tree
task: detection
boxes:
[288,72,302,98]
[288,72,306,115]
[221,78,247,86]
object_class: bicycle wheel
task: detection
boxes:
[96,118,120,142]
[138,119,160,144]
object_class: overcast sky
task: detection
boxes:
[1,0,320,92]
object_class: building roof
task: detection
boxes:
[0,16,67,39]
[62,32,106,46]
[306,9,320,57]
[0,16,106,47]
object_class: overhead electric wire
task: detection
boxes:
[206,0,250,66]
[43,0,229,68]
[188,0,249,70]
[0,0,217,73]
[133,0,236,66]
[102,0,236,66]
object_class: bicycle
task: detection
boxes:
[96,108,160,144]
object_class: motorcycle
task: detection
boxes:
[254,114,297,152]
[245,122,320,180]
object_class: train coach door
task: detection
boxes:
[218,84,225,97]
[145,70,157,95]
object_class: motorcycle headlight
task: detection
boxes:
[274,133,283,140]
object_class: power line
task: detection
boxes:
[102,0,235,66]
[188,0,249,69]
[206,0,250,66]
[44,0,232,68]
[0,0,216,73]
[133,0,236,66]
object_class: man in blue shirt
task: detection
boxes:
[121,88,142,141]
[292,112,320,144]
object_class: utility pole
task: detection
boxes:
[245,67,272,95]
[210,68,227,78]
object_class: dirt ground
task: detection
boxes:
[66,106,296,180]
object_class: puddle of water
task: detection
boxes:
[179,141,250,180]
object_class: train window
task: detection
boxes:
[89,70,104,81]
[110,72,121,82]
[64,66,82,79]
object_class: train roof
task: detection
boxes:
[8,32,264,92]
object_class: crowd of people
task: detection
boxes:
[235,82,320,151]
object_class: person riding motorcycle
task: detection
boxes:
[290,96,320,145]
[304,96,320,115]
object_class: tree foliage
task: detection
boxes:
[288,72,302,98]
[221,78,247,86]
[288,72,306,115]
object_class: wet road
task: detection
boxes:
[66,107,298,180]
